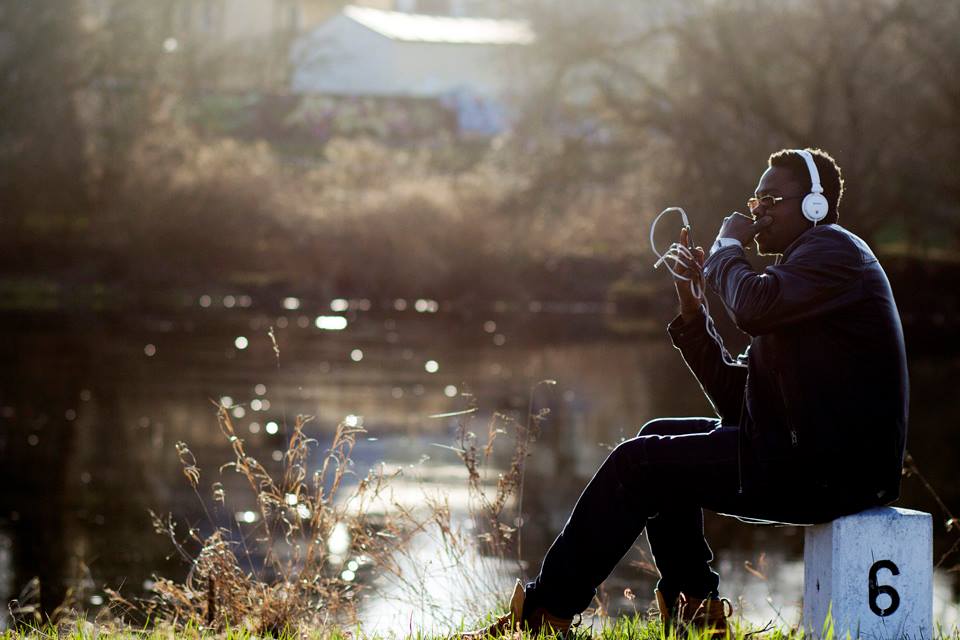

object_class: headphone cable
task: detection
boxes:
[649,206,746,368]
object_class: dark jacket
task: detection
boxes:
[668,224,909,510]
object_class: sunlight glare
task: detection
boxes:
[315,315,348,330]
[328,522,350,555]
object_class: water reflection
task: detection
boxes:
[316,316,349,331]
[363,527,514,637]
[0,305,957,631]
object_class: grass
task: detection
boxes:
[0,616,801,640]
[7,614,960,640]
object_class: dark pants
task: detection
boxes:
[523,417,850,619]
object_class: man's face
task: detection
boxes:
[751,166,811,255]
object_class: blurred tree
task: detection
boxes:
[0,1,90,257]
[82,1,178,217]
[513,0,960,255]
[0,0,179,260]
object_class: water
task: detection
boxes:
[1,300,958,632]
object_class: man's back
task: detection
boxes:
[707,224,909,507]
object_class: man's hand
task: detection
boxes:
[674,227,705,323]
[716,212,772,246]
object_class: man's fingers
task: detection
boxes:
[673,253,699,277]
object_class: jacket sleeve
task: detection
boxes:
[703,231,866,336]
[668,311,747,423]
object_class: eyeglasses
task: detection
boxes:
[746,194,805,212]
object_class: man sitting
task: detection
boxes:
[465,148,909,636]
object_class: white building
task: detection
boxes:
[291,5,534,124]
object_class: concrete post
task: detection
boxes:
[803,507,933,639]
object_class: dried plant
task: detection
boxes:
[110,409,410,636]
[452,381,555,564]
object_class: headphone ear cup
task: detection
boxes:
[802,193,829,222]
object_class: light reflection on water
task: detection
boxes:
[0,305,958,629]
[362,527,514,637]
[345,458,516,637]
[315,316,349,331]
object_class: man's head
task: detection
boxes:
[751,148,844,255]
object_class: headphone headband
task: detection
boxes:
[794,149,823,194]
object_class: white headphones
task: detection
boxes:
[794,149,829,224]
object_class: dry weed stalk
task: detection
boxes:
[453,382,555,565]
[345,384,557,632]
[115,408,410,636]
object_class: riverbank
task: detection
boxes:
[2,244,960,356]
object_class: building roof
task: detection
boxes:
[342,5,535,45]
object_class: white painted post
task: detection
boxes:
[803,507,933,639]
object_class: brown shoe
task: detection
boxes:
[460,580,574,638]
[654,589,732,635]
[677,593,733,635]
[654,589,680,628]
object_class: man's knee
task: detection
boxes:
[607,437,651,484]
[637,417,720,439]
[637,418,672,438]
